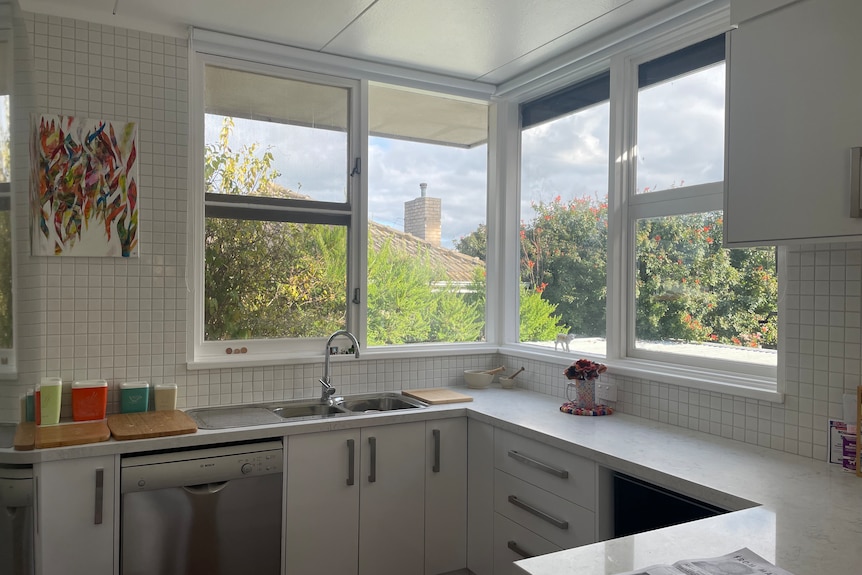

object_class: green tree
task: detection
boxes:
[366,239,485,345]
[206,117,489,345]
[204,117,346,340]
[512,192,777,350]
[455,224,486,261]
[520,195,607,337]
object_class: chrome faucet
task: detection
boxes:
[320,330,360,402]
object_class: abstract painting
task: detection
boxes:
[30,114,139,257]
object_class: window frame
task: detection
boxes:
[190,53,363,364]
[504,14,783,401]
[187,33,498,368]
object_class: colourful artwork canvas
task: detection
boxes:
[30,114,139,257]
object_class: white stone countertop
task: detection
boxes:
[1,385,859,575]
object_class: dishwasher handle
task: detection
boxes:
[182,481,230,495]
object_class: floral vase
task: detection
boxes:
[567,378,596,410]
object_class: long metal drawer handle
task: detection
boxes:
[508,495,569,530]
[508,540,534,559]
[94,468,104,525]
[508,450,569,479]
[347,439,355,486]
[432,429,441,473]
[368,436,376,483]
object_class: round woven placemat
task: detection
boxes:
[560,401,614,416]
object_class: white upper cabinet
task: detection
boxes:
[725,0,862,245]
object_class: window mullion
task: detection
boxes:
[606,53,637,363]
[351,79,369,347]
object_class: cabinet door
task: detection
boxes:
[359,421,425,575]
[286,429,360,575]
[467,419,495,575]
[35,455,116,575]
[425,418,467,575]
[725,0,862,245]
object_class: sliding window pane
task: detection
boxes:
[204,219,347,341]
[635,212,777,366]
[636,62,725,193]
[520,102,609,353]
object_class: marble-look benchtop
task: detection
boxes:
[1,386,858,575]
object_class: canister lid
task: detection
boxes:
[40,377,62,388]
[155,384,177,390]
[72,379,108,389]
[120,381,149,389]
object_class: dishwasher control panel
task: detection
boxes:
[120,440,284,493]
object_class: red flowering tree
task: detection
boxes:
[520,195,608,337]
[512,195,777,349]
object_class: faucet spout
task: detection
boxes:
[321,330,360,402]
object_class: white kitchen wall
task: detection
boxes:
[2,10,858,464]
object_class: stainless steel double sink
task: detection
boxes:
[186,392,428,430]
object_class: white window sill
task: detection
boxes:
[187,342,499,370]
[498,344,783,403]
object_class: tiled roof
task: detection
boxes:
[370,221,484,284]
[268,184,485,284]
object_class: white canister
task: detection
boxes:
[154,383,178,411]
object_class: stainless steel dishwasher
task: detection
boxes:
[120,440,283,575]
[0,465,34,575]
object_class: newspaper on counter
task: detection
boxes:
[614,548,795,575]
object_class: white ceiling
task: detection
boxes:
[18,0,697,85]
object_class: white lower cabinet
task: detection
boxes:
[285,428,361,575]
[35,454,117,575]
[359,421,426,575]
[491,428,599,574]
[286,419,460,575]
[425,418,468,575]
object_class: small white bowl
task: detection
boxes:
[464,370,494,389]
[499,377,516,389]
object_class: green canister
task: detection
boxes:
[120,381,150,413]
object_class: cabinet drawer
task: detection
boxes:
[493,513,560,575]
[494,428,595,509]
[494,469,595,550]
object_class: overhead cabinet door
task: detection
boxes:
[725,0,862,245]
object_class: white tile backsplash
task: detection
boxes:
[3,10,860,464]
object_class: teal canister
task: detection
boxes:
[120,381,150,413]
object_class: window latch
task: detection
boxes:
[350,157,361,177]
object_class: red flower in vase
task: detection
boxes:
[564,358,607,381]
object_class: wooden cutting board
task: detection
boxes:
[13,422,36,451]
[401,388,473,404]
[107,410,197,440]
[19,420,112,450]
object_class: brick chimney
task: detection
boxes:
[404,182,441,246]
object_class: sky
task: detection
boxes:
[205,62,725,250]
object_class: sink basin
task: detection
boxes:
[270,402,348,419]
[187,392,427,429]
[336,393,427,413]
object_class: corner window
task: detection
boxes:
[517,33,778,390]
[630,35,777,376]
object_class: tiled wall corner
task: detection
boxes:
[501,242,862,462]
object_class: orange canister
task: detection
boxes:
[71,380,108,421]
